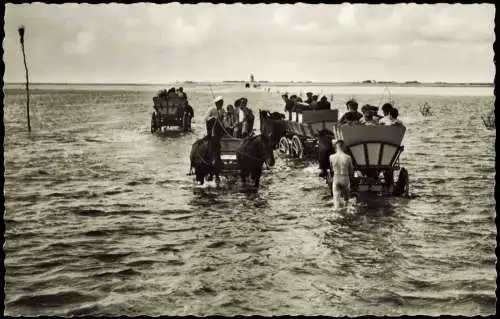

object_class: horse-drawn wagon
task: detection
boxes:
[260,107,410,197]
[260,108,339,159]
[150,90,192,133]
[330,124,409,196]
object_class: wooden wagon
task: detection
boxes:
[330,124,409,196]
[260,108,339,158]
[151,92,192,133]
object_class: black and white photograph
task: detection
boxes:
[2,2,496,316]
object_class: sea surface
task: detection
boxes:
[3,83,496,316]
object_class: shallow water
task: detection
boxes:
[3,83,496,316]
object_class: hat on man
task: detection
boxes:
[214,96,224,103]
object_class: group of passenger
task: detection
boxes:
[205,95,255,138]
[155,87,194,120]
[281,92,332,113]
[339,99,403,126]
[157,87,188,101]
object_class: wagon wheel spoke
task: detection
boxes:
[278,137,290,155]
[292,136,304,159]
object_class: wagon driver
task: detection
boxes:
[329,140,354,209]
[205,96,226,137]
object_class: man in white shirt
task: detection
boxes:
[378,103,394,125]
[329,140,354,209]
[206,96,226,136]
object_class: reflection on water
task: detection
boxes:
[3,84,496,316]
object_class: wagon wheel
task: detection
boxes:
[151,112,157,133]
[278,136,290,155]
[291,135,304,159]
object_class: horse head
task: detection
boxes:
[260,134,276,167]
[259,112,286,149]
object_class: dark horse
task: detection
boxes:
[317,129,335,179]
[236,134,276,188]
[189,118,225,185]
[259,110,287,149]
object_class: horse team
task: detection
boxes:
[189,95,275,188]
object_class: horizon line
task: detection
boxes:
[3,80,494,86]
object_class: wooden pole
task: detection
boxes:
[18,25,31,132]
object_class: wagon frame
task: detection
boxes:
[150,93,192,133]
[329,124,409,196]
[260,108,339,159]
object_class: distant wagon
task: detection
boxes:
[150,90,192,133]
[260,107,339,158]
[329,124,409,196]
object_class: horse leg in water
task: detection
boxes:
[251,169,262,188]
[195,168,205,185]
[240,171,249,185]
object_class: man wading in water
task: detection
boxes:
[329,140,354,209]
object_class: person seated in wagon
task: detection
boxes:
[378,103,394,125]
[281,92,295,113]
[389,108,403,126]
[235,97,255,138]
[370,105,382,121]
[339,99,363,125]
[176,87,188,100]
[224,104,238,136]
[314,96,331,110]
[305,92,314,105]
[205,95,226,136]
[310,95,319,109]
[359,105,379,125]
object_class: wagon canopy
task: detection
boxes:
[287,109,338,137]
[333,124,406,169]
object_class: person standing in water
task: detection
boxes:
[329,140,354,209]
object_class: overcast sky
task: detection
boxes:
[3,3,495,83]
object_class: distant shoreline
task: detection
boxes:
[3,81,493,88]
